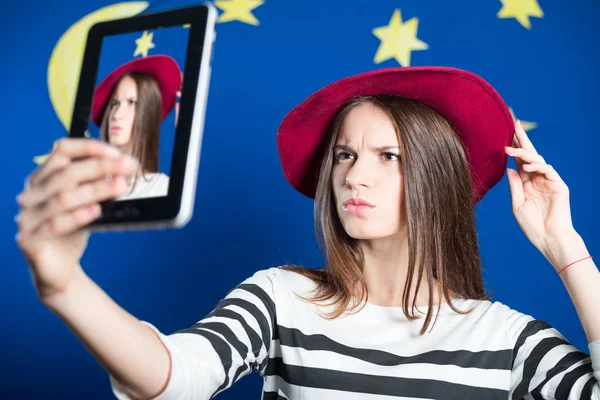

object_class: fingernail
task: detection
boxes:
[14,214,21,223]
[15,232,21,242]
[16,194,22,204]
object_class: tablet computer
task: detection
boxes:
[69,2,217,232]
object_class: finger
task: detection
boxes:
[522,163,563,182]
[36,202,103,238]
[515,120,539,154]
[505,146,546,165]
[26,152,71,189]
[511,130,521,149]
[506,168,525,211]
[18,175,129,235]
[505,145,536,184]
[25,138,122,192]
[54,137,122,161]
[510,135,526,174]
[18,155,138,210]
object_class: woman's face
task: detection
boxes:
[332,102,406,240]
[107,75,137,148]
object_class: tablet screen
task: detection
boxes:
[88,25,190,201]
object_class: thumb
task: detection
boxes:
[506,168,525,212]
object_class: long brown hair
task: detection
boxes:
[282,95,492,335]
[100,72,162,191]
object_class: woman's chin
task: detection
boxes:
[109,138,129,147]
[341,221,400,241]
[343,227,383,241]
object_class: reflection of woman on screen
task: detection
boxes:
[91,55,182,200]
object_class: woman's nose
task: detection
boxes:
[112,105,123,120]
[345,164,372,189]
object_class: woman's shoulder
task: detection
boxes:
[470,299,559,343]
[240,265,321,293]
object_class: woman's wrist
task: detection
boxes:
[41,266,91,314]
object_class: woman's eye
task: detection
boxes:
[335,152,353,161]
[128,99,137,105]
[110,100,119,107]
[382,152,400,161]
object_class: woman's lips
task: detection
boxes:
[343,204,375,216]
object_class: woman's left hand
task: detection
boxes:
[505,120,575,255]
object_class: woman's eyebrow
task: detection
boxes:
[372,145,400,151]
[112,96,137,101]
[334,144,400,151]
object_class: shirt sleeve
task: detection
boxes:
[108,267,279,400]
[507,308,600,399]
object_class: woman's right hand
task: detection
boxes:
[16,138,139,304]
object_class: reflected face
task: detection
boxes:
[107,75,137,147]
[331,102,406,240]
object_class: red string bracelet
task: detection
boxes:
[558,255,593,275]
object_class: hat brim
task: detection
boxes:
[276,66,515,205]
[91,55,182,127]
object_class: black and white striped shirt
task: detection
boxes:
[110,267,600,399]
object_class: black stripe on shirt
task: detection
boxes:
[230,283,278,371]
[277,325,511,370]
[523,350,590,398]
[263,391,288,400]
[175,329,232,397]
[530,389,545,400]
[264,357,508,400]
[581,375,597,399]
[177,322,259,389]
[512,336,571,399]
[211,298,271,352]
[179,322,249,367]
[512,319,553,369]
[204,308,263,359]
[236,283,277,340]
[231,363,251,387]
[554,361,594,399]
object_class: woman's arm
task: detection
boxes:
[507,234,600,400]
[43,266,172,400]
[543,230,599,344]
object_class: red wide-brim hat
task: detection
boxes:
[91,54,182,127]
[276,66,515,205]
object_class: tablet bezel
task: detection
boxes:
[70,3,216,231]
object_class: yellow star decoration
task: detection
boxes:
[214,0,264,26]
[372,9,428,67]
[134,30,155,57]
[497,0,544,30]
[509,108,538,132]
[33,141,60,165]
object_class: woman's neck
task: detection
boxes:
[358,235,450,308]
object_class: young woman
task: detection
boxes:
[15,66,598,399]
[92,54,182,200]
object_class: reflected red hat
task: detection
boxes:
[276,66,515,205]
[91,55,182,126]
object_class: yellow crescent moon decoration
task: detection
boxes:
[35,1,149,164]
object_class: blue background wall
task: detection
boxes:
[2,0,598,398]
